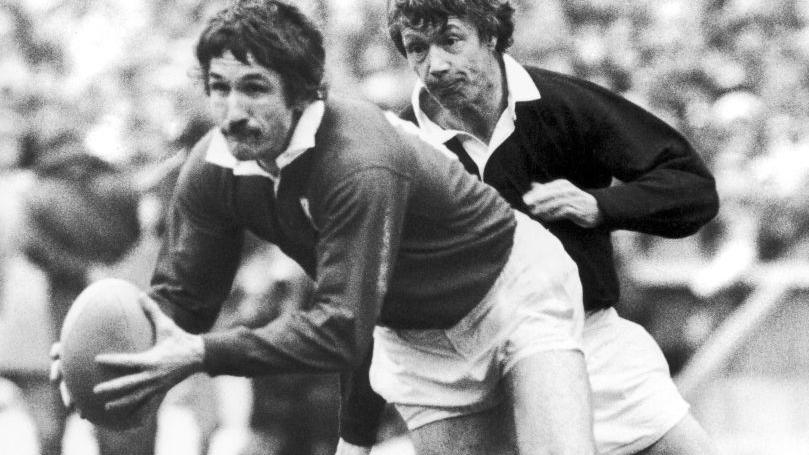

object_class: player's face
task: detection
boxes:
[207,51,299,164]
[401,17,499,111]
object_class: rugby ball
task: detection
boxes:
[59,278,160,429]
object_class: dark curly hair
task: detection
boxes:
[387,0,515,56]
[195,0,326,105]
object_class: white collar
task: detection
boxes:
[411,54,541,143]
[205,100,326,178]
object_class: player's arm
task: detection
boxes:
[149,151,244,334]
[50,149,242,409]
[584,83,718,236]
[94,167,410,412]
[527,75,719,237]
[89,150,244,403]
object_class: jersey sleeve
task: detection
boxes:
[545,72,720,237]
[586,86,718,237]
[149,154,244,334]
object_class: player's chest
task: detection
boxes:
[231,177,318,270]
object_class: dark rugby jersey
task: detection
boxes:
[149,96,516,377]
[402,61,719,311]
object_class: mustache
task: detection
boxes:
[425,76,465,93]
[220,123,261,142]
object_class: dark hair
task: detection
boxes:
[387,0,515,56]
[195,0,326,105]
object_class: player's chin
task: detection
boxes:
[431,89,468,109]
[230,146,259,161]
[226,142,263,161]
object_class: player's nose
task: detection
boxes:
[426,45,451,75]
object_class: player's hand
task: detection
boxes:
[334,438,372,455]
[49,342,74,411]
[93,294,204,412]
[522,180,602,228]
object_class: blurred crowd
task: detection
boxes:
[1,0,808,454]
[3,0,808,271]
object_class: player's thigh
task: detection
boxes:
[637,413,717,455]
[409,403,517,455]
[505,349,595,455]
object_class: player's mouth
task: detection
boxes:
[426,77,466,99]
[223,133,263,160]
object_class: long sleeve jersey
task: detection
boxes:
[148,95,516,378]
[402,64,720,311]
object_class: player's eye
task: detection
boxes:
[442,35,462,50]
[240,82,270,96]
[404,40,428,60]
[209,81,230,95]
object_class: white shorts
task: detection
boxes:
[585,307,690,455]
[369,211,584,428]
[375,306,690,455]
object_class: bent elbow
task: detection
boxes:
[669,180,721,238]
[670,203,720,238]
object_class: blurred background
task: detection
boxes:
[1,0,808,454]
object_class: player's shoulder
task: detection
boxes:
[185,129,217,165]
[316,96,410,172]
[523,65,598,91]
[321,95,394,137]
[175,129,231,194]
[522,64,634,109]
